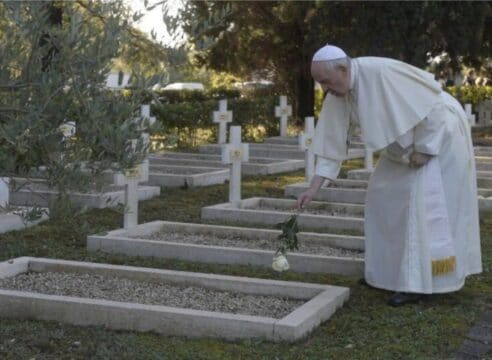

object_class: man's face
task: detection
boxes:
[311,62,350,97]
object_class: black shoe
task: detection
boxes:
[387,292,423,307]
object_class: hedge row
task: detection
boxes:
[151,94,285,147]
[445,86,492,107]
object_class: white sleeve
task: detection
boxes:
[315,155,341,181]
[414,104,448,156]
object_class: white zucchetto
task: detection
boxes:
[312,44,347,62]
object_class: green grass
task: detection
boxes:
[0,160,490,359]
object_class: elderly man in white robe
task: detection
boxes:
[297,44,482,306]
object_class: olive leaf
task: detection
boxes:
[275,214,299,255]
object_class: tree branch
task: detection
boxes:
[0,107,29,113]
[0,83,39,91]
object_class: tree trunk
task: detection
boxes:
[295,61,315,123]
[40,2,63,72]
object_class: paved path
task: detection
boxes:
[455,300,492,359]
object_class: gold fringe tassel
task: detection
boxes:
[432,256,456,276]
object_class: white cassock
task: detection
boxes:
[313,57,482,294]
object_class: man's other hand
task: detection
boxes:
[409,151,432,168]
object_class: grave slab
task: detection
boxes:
[263,136,299,145]
[87,220,364,276]
[263,136,365,150]
[474,146,492,157]
[146,165,229,188]
[476,162,492,171]
[9,177,159,209]
[285,182,367,204]
[199,143,365,160]
[289,182,492,212]
[0,257,349,342]
[149,153,304,175]
[0,208,49,234]
[347,169,372,181]
[475,156,492,163]
[201,197,365,233]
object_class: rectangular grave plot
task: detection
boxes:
[0,257,349,341]
[285,183,367,205]
[149,165,225,175]
[87,221,365,275]
[248,198,365,218]
[201,198,365,233]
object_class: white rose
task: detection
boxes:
[272,253,290,272]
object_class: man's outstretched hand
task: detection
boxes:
[297,188,316,210]
[296,175,327,210]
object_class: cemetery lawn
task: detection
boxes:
[0,159,490,359]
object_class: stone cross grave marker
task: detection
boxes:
[464,103,476,126]
[298,117,315,182]
[59,121,76,140]
[364,146,374,171]
[132,104,156,181]
[0,177,9,209]
[57,121,76,162]
[275,96,292,137]
[478,100,492,125]
[139,104,157,144]
[113,104,155,229]
[222,126,249,206]
[213,99,233,144]
[113,152,149,229]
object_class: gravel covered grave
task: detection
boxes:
[254,205,364,217]
[136,232,364,258]
[151,168,221,175]
[0,272,304,319]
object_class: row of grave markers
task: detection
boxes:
[214,96,292,144]
[12,98,479,230]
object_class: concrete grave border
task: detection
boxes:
[147,165,229,188]
[201,197,365,233]
[0,209,49,234]
[0,257,350,342]
[288,182,492,212]
[199,144,366,161]
[149,153,304,175]
[285,182,368,204]
[87,220,364,275]
[9,177,159,209]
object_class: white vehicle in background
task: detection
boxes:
[161,82,205,91]
[105,71,131,89]
[233,80,273,89]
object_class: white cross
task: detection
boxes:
[57,121,76,162]
[114,104,155,229]
[0,177,9,209]
[113,160,149,229]
[139,104,156,163]
[298,117,315,182]
[274,95,292,137]
[464,103,476,126]
[479,109,492,125]
[222,126,249,206]
[364,147,374,171]
[59,121,76,140]
[213,99,233,144]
